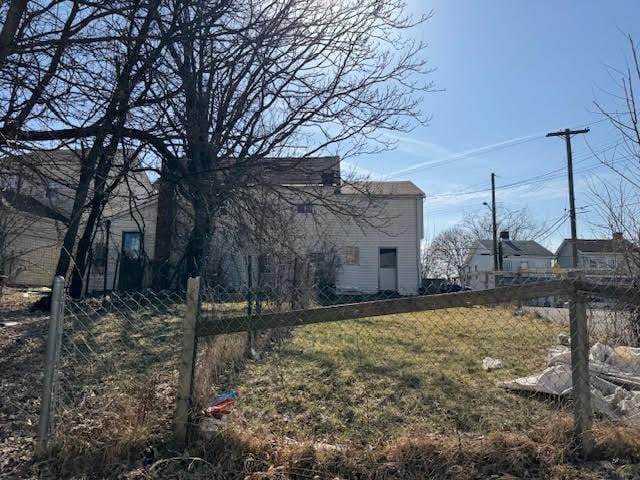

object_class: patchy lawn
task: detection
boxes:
[224,306,570,445]
[3,289,640,479]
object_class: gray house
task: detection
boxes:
[555,233,632,273]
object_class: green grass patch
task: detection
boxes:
[226,306,570,445]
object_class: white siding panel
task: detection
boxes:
[295,197,421,295]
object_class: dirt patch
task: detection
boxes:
[0,288,49,479]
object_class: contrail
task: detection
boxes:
[388,131,545,178]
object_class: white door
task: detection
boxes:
[379,248,397,292]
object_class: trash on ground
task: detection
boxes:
[199,390,238,439]
[203,390,238,419]
[0,321,19,327]
[482,357,504,371]
[501,340,640,423]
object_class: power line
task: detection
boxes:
[427,147,630,202]
[538,214,570,244]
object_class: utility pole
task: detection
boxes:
[491,173,498,271]
[546,128,589,268]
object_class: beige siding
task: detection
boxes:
[9,217,66,286]
[86,201,158,292]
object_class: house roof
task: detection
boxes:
[479,239,553,257]
[246,156,341,185]
[340,181,424,197]
[556,238,632,255]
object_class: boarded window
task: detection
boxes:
[344,246,359,265]
[296,203,313,214]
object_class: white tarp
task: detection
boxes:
[501,342,640,423]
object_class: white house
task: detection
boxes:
[156,176,426,296]
[463,236,554,290]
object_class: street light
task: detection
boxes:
[482,194,499,271]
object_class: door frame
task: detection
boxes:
[378,247,398,292]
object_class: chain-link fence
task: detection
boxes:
[37,281,185,467]
[33,272,640,477]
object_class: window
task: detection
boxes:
[321,172,337,186]
[45,180,63,200]
[344,246,359,265]
[258,254,273,273]
[296,203,313,214]
[474,264,478,272]
[379,248,397,268]
[122,231,143,258]
[503,260,512,271]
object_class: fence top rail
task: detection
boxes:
[197,279,574,337]
[576,280,640,306]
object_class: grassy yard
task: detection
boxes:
[4,289,640,479]
[224,306,570,446]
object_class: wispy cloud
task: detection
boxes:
[387,132,545,178]
[340,160,386,180]
[383,132,454,159]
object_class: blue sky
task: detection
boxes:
[350,0,640,250]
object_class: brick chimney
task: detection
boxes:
[499,231,510,240]
[613,232,623,241]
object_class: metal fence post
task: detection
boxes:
[246,255,255,357]
[569,273,594,458]
[35,276,65,458]
[174,276,201,447]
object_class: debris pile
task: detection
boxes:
[502,341,640,423]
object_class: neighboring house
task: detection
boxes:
[2,150,155,289]
[5,154,425,296]
[463,235,554,290]
[555,233,632,273]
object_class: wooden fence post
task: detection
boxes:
[35,276,65,458]
[569,273,594,458]
[174,276,201,447]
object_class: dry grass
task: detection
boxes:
[3,289,640,479]
[225,306,570,442]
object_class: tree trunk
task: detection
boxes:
[185,208,211,279]
[0,0,27,68]
[68,145,117,298]
[68,193,104,298]
[53,152,99,280]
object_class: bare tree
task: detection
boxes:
[592,33,640,268]
[0,1,179,296]
[137,0,433,278]
[423,226,473,280]
[591,34,640,344]
[463,206,548,242]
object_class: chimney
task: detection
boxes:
[499,231,510,240]
[613,232,623,241]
